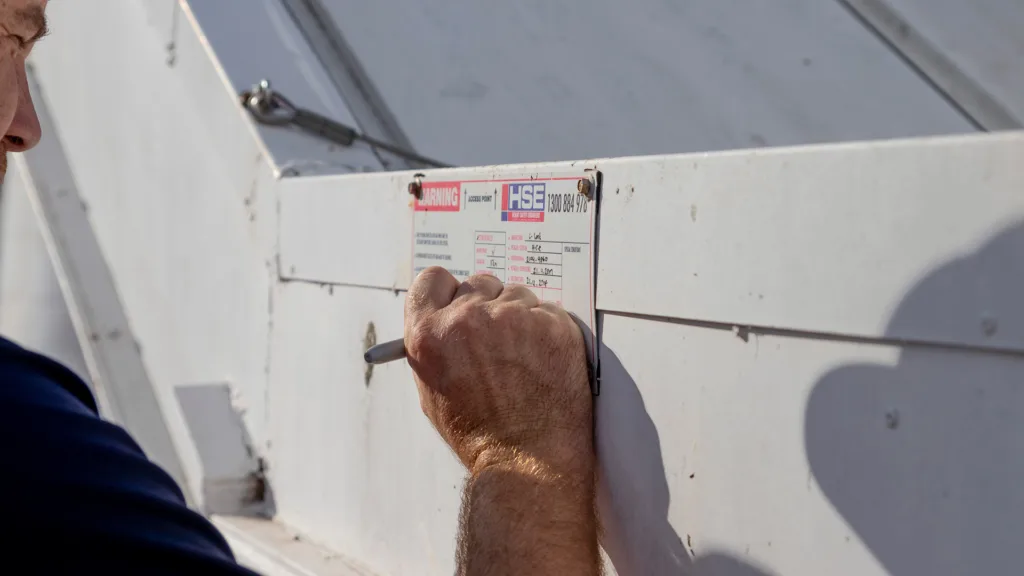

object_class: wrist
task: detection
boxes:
[461,443,601,575]
[471,439,594,486]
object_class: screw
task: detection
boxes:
[409,173,425,200]
[577,178,592,199]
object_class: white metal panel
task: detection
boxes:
[868,0,1024,127]
[270,135,1024,573]
[267,281,464,576]
[141,0,178,55]
[315,0,972,166]
[14,89,196,506]
[263,262,1024,576]
[598,312,1024,576]
[0,162,89,382]
[30,0,278,467]
[281,132,1024,350]
[214,515,376,576]
[279,171,415,289]
[596,132,1024,350]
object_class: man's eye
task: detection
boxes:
[11,35,28,48]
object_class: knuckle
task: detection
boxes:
[406,322,441,359]
[490,301,524,327]
[502,284,534,302]
[411,267,445,292]
[450,302,488,333]
[538,301,564,314]
[468,273,499,286]
[419,266,450,280]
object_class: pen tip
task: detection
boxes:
[363,352,372,364]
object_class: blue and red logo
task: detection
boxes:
[502,182,546,222]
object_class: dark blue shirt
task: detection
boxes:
[0,337,259,574]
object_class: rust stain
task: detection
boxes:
[363,322,377,386]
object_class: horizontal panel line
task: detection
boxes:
[279,275,403,294]
[274,274,1024,357]
[602,310,1024,358]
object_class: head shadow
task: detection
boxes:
[804,222,1024,575]
[596,337,774,576]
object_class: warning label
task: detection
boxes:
[411,173,597,341]
[414,181,461,212]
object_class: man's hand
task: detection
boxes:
[404,266,593,475]
[405,267,599,575]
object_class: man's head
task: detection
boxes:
[0,0,45,181]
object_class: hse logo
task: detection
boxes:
[414,182,461,212]
[502,182,546,222]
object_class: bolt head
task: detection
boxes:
[408,181,423,199]
[577,178,592,198]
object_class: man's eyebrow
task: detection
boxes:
[13,6,48,42]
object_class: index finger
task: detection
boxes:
[406,266,460,325]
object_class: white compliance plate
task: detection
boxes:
[411,171,599,379]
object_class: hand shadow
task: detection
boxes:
[596,339,775,576]
[805,222,1024,575]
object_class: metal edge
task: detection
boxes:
[835,0,1021,131]
[278,0,427,169]
[213,515,379,576]
[18,65,197,508]
[175,0,285,178]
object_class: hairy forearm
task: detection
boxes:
[457,448,599,576]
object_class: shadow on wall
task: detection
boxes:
[805,222,1024,575]
[175,383,276,518]
[596,342,774,576]
[597,222,1024,575]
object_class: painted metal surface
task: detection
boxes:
[267,281,463,575]
[845,0,1024,129]
[27,0,280,508]
[0,162,89,383]
[271,133,1024,576]
[598,311,1024,576]
[282,132,1024,352]
[279,171,415,289]
[836,0,1021,130]
[314,0,974,166]
[214,515,376,576]
[595,132,1024,351]
[13,77,195,506]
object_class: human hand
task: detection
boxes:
[404,267,594,477]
